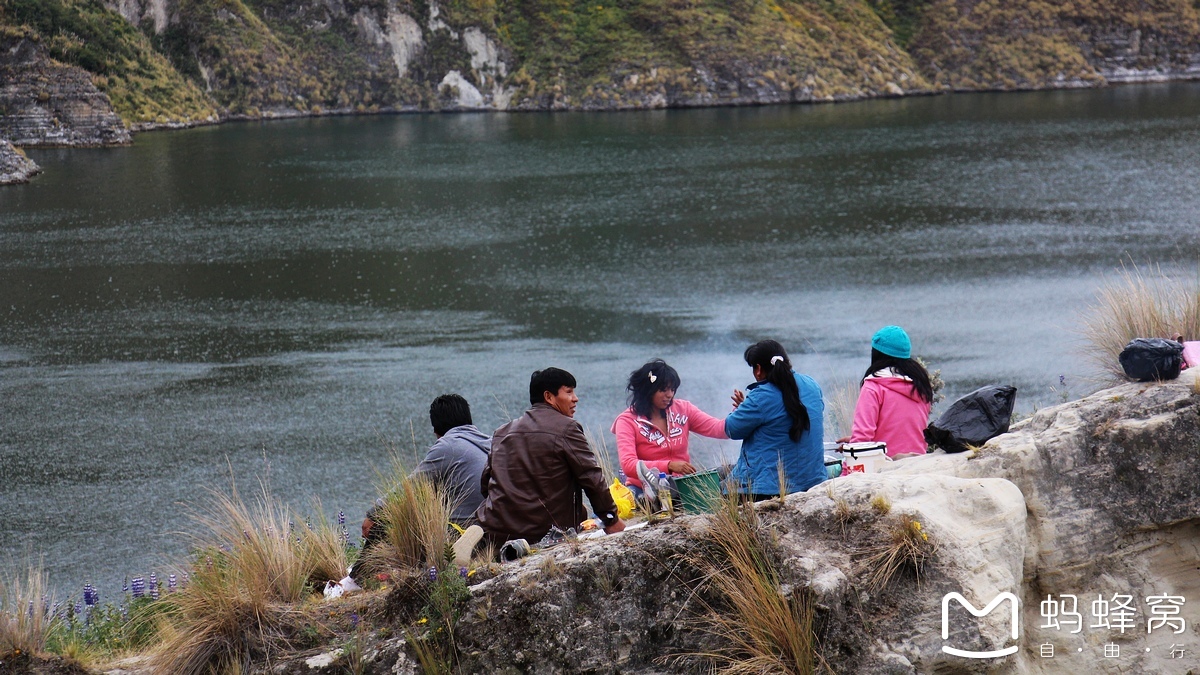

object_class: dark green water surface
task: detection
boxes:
[3,84,1200,595]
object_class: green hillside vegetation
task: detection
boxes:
[488,0,926,102]
[1,0,216,123]
[2,0,1199,126]
[908,0,1200,89]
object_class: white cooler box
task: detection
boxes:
[839,442,890,475]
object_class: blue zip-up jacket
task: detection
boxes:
[725,372,826,495]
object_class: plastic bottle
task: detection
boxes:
[658,472,674,517]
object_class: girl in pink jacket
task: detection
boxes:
[849,326,934,458]
[611,359,727,493]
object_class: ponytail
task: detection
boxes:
[743,340,809,441]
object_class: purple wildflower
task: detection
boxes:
[1059,375,1066,387]
[122,578,129,594]
[168,574,177,592]
[337,511,345,526]
[459,567,468,579]
[27,600,34,618]
[428,567,438,583]
[350,613,360,628]
[182,571,190,588]
[83,583,97,606]
[149,572,159,600]
[131,576,145,598]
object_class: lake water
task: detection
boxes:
[3,83,1200,597]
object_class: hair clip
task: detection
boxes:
[649,373,657,383]
[770,355,784,365]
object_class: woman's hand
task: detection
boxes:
[731,388,745,409]
[667,460,697,475]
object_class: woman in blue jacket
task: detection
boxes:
[726,340,826,499]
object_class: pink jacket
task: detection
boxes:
[849,371,932,457]
[611,399,727,489]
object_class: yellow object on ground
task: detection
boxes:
[609,478,636,519]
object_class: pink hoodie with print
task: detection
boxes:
[849,370,932,457]
[611,399,727,489]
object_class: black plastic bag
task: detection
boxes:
[1118,338,1184,382]
[924,385,1018,454]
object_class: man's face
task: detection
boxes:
[544,386,578,417]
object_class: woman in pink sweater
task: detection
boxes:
[849,326,934,458]
[611,359,727,495]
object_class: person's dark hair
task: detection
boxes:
[626,359,682,419]
[529,367,577,405]
[861,348,934,404]
[429,394,473,437]
[744,340,809,441]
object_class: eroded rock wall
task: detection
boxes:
[0,139,41,184]
[0,30,131,147]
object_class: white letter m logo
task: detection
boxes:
[941,592,1019,658]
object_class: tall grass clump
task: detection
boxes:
[0,562,58,658]
[824,377,861,442]
[363,463,456,575]
[859,514,937,591]
[685,490,817,674]
[1083,263,1200,378]
[151,485,348,674]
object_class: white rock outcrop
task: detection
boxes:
[439,70,485,108]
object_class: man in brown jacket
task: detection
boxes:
[467,367,624,556]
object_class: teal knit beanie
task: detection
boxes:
[872,325,911,359]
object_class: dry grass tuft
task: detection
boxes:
[859,514,936,591]
[1082,262,1200,378]
[151,484,346,674]
[823,377,860,442]
[683,491,818,674]
[537,555,564,579]
[869,494,892,515]
[363,471,456,576]
[0,561,58,657]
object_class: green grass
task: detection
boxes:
[3,0,216,123]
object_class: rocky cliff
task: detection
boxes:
[3,0,1200,155]
[0,26,131,146]
[0,138,40,182]
[232,371,1198,674]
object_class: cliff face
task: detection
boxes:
[908,0,1200,90]
[0,138,41,182]
[0,27,131,146]
[2,0,1200,150]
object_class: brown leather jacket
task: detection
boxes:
[474,403,618,543]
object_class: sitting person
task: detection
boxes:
[611,359,726,500]
[846,326,934,458]
[354,393,490,580]
[726,340,826,500]
[411,394,492,524]
[458,368,624,563]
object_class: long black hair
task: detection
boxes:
[861,348,934,404]
[744,340,809,441]
[626,359,682,419]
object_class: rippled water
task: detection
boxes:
[3,83,1200,595]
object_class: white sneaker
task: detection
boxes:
[453,525,484,567]
[636,460,658,506]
